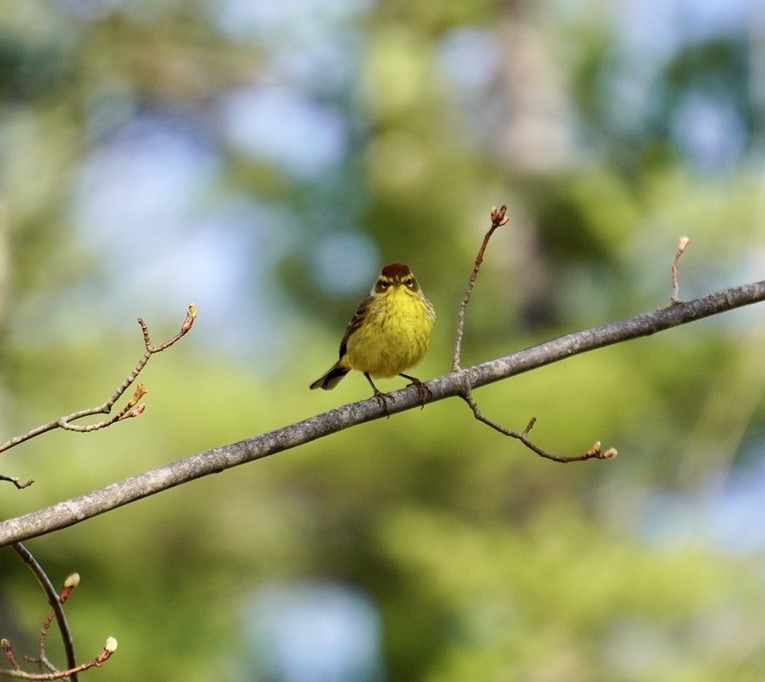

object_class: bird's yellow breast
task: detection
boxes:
[345,285,435,378]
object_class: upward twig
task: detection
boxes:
[671,236,691,304]
[453,205,509,371]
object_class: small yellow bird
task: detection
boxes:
[310,263,436,404]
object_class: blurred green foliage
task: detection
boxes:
[1,1,764,681]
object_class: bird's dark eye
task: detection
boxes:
[404,278,414,289]
[377,279,389,290]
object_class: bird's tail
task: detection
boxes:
[309,364,350,390]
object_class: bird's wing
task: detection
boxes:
[338,294,374,358]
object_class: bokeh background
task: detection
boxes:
[1,0,765,680]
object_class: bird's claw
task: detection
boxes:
[405,377,431,409]
[373,390,394,418]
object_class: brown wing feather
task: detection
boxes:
[338,294,373,358]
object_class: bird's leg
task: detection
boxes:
[364,372,394,417]
[400,373,431,408]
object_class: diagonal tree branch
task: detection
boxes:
[0,278,763,547]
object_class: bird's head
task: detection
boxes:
[374,263,420,294]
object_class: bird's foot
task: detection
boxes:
[372,389,394,418]
[400,374,431,409]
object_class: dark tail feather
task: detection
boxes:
[310,365,350,390]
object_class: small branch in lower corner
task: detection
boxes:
[3,545,117,680]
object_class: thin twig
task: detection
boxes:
[10,544,77,681]
[453,206,509,371]
[0,304,196,454]
[457,231,695,461]
[671,236,691,304]
[0,475,34,490]
[462,393,617,463]
[31,574,80,675]
[453,204,613,461]
[1,553,116,680]
[0,639,116,680]
[56,384,147,433]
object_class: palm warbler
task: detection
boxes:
[310,263,435,403]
